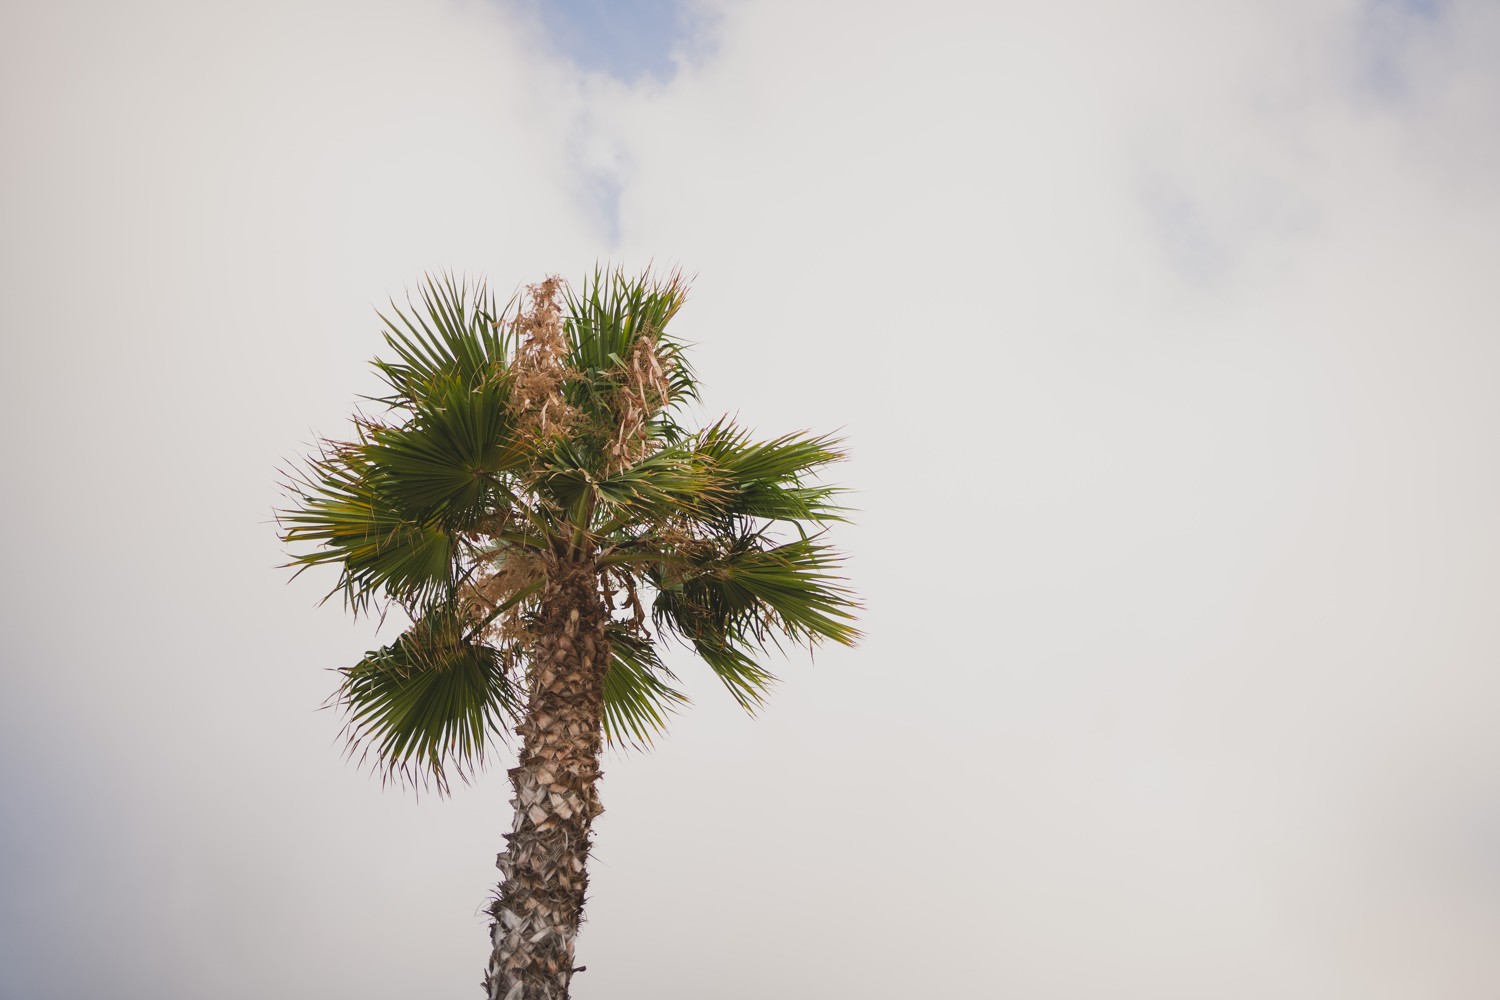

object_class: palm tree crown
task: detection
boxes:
[279,269,858,998]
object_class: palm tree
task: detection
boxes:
[279,269,858,1000]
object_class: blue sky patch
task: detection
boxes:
[528,0,690,83]
[1358,0,1448,101]
[1384,0,1444,20]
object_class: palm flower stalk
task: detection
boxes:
[279,269,859,999]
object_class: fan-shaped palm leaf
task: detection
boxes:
[338,606,523,792]
[281,449,454,613]
[362,379,531,528]
[601,624,689,747]
[372,275,514,405]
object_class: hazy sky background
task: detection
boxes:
[3,0,1500,997]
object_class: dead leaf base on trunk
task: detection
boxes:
[484,558,608,1000]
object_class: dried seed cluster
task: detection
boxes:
[604,330,672,474]
[463,547,546,645]
[509,277,577,441]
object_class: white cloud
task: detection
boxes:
[3,1,1499,997]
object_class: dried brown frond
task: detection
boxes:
[604,329,674,474]
[619,573,649,637]
[652,518,718,558]
[508,276,578,442]
[468,511,513,540]
[462,548,547,644]
[598,566,650,638]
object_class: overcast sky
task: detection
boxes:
[4,0,1500,997]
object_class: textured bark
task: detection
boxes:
[484,557,608,1000]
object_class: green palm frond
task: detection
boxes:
[591,421,848,541]
[558,268,698,447]
[592,450,725,523]
[338,605,523,792]
[281,447,454,614]
[372,275,514,405]
[562,267,690,381]
[685,630,775,712]
[649,532,860,710]
[530,442,602,526]
[601,624,689,748]
[697,420,842,480]
[703,536,861,646]
[694,420,849,525]
[538,444,734,535]
[361,379,531,528]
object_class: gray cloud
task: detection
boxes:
[3,1,1499,997]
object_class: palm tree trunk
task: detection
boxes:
[485,556,609,1000]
